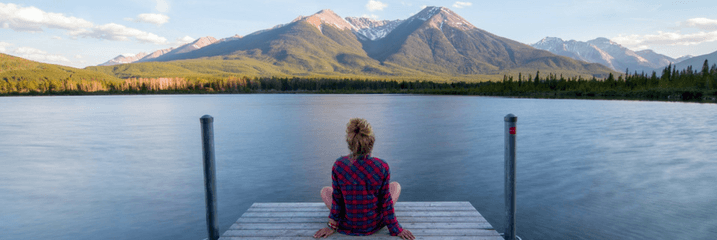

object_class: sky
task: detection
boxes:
[1,0,717,68]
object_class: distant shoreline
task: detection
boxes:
[3,88,716,104]
[3,71,716,104]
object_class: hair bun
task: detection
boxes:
[346,118,375,156]
[347,118,373,137]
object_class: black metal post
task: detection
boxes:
[200,115,219,240]
[504,114,517,240]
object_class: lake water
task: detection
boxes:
[1,94,716,240]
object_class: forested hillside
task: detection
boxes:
[0,53,120,93]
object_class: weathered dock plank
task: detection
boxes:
[229,222,494,230]
[235,216,489,223]
[219,201,502,240]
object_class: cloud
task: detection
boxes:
[361,14,379,20]
[452,1,472,8]
[75,55,82,59]
[176,35,195,45]
[70,23,168,44]
[52,36,62,40]
[0,41,11,52]
[1,3,169,45]
[13,46,45,55]
[12,46,71,63]
[129,13,170,26]
[155,0,170,13]
[612,17,717,49]
[0,3,93,32]
[613,31,717,49]
[366,0,388,12]
[681,18,717,31]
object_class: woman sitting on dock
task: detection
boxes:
[314,118,415,240]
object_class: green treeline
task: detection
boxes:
[474,61,717,101]
[0,76,488,95]
[2,61,717,102]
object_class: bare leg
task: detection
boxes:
[390,182,401,204]
[321,186,333,209]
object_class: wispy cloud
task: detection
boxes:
[12,46,71,63]
[0,3,93,32]
[128,13,170,26]
[452,1,472,9]
[366,0,388,12]
[681,18,717,31]
[613,18,717,49]
[70,23,168,44]
[613,31,717,50]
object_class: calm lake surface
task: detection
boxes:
[1,94,716,240]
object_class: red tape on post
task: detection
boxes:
[509,127,516,135]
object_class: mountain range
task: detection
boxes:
[89,7,614,80]
[531,37,695,73]
[99,36,219,66]
[671,50,717,73]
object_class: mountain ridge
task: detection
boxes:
[531,36,688,73]
[99,52,149,66]
[2,53,120,83]
[670,50,717,73]
[91,7,615,80]
[345,17,403,41]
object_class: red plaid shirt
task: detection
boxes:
[329,155,403,236]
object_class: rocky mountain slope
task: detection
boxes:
[532,37,683,73]
[345,17,403,41]
[671,50,717,73]
[99,52,148,66]
[93,7,614,79]
[99,36,219,66]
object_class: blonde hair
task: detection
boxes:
[346,118,375,156]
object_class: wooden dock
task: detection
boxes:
[218,201,503,240]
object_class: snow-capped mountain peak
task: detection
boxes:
[535,36,564,46]
[532,36,680,72]
[409,6,476,31]
[412,6,443,21]
[345,17,403,41]
[586,38,649,64]
[533,37,564,51]
[345,17,391,29]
